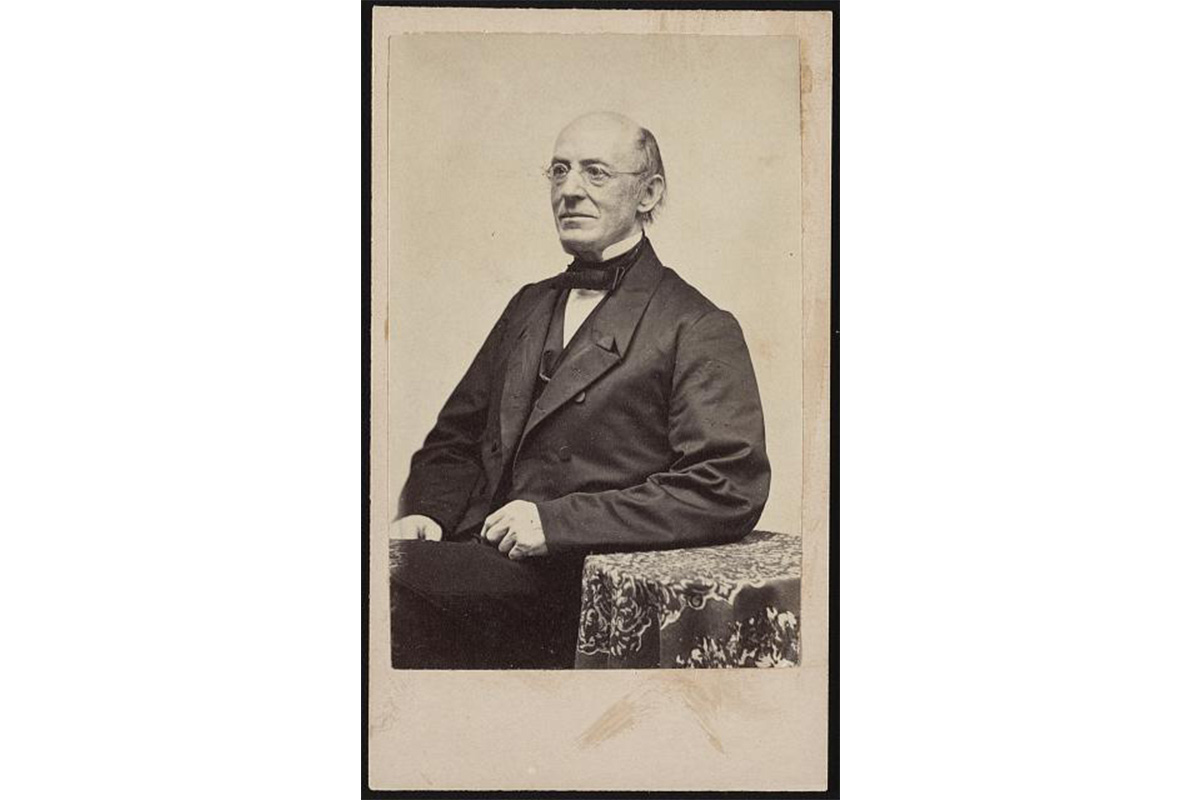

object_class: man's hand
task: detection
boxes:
[482,500,548,560]
[392,514,444,541]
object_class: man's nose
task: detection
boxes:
[559,168,588,198]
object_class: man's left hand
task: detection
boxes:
[482,500,548,560]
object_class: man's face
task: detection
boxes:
[549,117,646,260]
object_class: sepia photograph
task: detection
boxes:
[11,2,1200,798]
[8,2,1196,798]
[367,4,834,792]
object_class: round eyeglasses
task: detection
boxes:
[544,162,644,188]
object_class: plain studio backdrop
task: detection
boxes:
[385,32,804,535]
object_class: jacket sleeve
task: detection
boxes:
[397,288,525,532]
[535,309,771,553]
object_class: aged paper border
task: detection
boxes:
[367,6,833,792]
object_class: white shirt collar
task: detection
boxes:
[600,229,645,261]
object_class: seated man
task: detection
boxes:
[391,111,771,669]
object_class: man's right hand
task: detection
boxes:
[392,514,444,541]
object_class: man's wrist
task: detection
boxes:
[532,499,565,554]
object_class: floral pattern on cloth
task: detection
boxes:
[575,530,802,669]
[675,607,799,668]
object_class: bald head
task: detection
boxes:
[555,112,642,156]
[548,112,667,260]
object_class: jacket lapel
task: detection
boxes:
[498,287,558,471]
[518,241,665,446]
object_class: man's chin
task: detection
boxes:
[558,232,600,256]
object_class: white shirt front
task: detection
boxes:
[562,230,643,347]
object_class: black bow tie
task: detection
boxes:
[551,238,646,290]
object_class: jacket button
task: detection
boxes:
[574,391,586,403]
[557,446,571,462]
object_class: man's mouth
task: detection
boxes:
[559,213,596,220]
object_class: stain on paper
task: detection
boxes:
[577,675,733,754]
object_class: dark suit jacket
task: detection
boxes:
[398,240,770,554]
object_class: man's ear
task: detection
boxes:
[637,174,665,215]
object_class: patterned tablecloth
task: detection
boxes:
[574,531,802,669]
